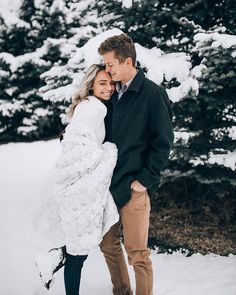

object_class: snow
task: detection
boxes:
[0,36,78,77]
[0,99,24,116]
[35,247,65,289]
[68,28,123,68]
[174,130,198,144]
[167,77,199,102]
[122,0,133,9]
[41,28,124,102]
[190,151,236,171]
[211,127,236,140]
[0,7,30,28]
[40,29,199,103]
[0,140,236,295]
[207,151,236,171]
[34,108,52,117]
[17,125,38,135]
[136,45,191,84]
[0,51,50,73]
[0,0,21,14]
[191,64,207,79]
[193,32,236,52]
[229,127,236,140]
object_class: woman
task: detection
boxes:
[35,64,119,294]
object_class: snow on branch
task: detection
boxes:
[40,28,199,103]
[190,151,236,171]
[0,7,29,28]
[193,32,236,52]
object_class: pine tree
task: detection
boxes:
[0,15,30,55]
[0,16,8,53]
[19,0,36,23]
[0,58,13,138]
[0,49,64,142]
[0,0,76,142]
[171,30,236,170]
[96,0,234,52]
[26,0,70,51]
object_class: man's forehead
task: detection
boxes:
[103,52,117,63]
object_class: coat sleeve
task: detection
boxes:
[72,97,106,131]
[134,86,174,189]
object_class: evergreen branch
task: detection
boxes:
[171,16,198,31]
[179,0,205,14]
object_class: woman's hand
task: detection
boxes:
[130,180,147,192]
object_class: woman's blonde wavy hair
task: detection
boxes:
[67,64,106,118]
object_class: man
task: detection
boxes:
[98,34,174,295]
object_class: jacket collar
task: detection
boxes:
[109,69,145,106]
[126,69,145,93]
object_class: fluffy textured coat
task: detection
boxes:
[54,96,119,255]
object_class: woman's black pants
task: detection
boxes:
[64,253,88,295]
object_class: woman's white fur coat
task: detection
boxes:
[54,96,119,255]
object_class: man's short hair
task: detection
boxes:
[98,34,136,67]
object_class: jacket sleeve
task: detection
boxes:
[72,97,106,131]
[135,86,174,189]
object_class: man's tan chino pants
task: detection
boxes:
[100,189,153,295]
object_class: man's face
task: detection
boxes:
[102,51,128,83]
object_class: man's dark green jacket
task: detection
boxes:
[104,69,174,208]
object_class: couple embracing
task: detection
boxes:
[36,33,174,295]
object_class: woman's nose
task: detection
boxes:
[106,83,112,90]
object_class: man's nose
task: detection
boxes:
[105,65,110,73]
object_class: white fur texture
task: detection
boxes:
[54,97,119,255]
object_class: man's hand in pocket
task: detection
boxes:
[130,180,147,192]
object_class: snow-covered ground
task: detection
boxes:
[0,140,236,295]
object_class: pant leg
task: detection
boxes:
[100,220,132,295]
[64,253,88,295]
[120,189,153,295]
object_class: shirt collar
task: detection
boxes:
[116,73,137,94]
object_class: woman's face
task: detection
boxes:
[92,70,115,101]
